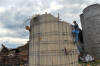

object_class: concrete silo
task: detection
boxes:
[29,13,78,66]
[80,4,100,60]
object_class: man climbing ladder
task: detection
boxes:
[72,21,83,55]
[72,21,80,43]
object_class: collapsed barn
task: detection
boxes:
[0,42,29,66]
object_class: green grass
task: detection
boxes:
[79,61,100,66]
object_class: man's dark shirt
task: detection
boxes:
[74,23,79,30]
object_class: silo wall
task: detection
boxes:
[80,4,100,60]
[29,14,78,66]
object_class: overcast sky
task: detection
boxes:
[0,0,99,48]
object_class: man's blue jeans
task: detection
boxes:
[72,29,82,53]
[72,29,79,43]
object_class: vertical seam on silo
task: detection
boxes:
[39,21,40,66]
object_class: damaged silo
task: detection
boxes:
[29,13,78,66]
[80,4,100,60]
